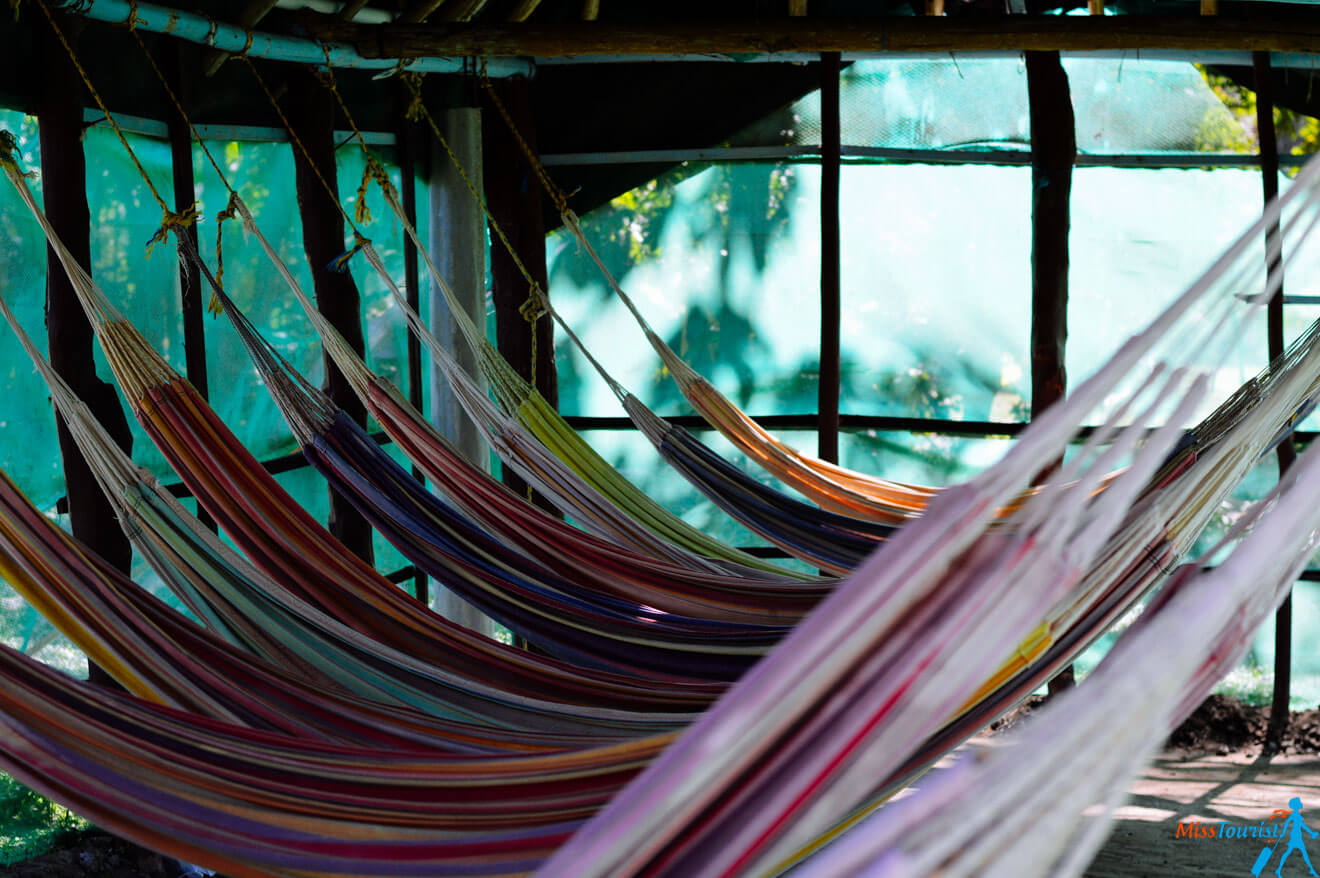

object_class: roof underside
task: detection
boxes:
[3,1,1320,221]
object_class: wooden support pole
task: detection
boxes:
[509,0,544,22]
[1025,50,1075,695]
[164,46,217,535]
[482,76,558,512]
[818,51,841,466]
[398,1,452,24]
[36,12,135,688]
[309,17,1320,59]
[428,107,488,473]
[1257,51,1296,752]
[398,112,429,606]
[284,68,375,566]
[426,106,497,638]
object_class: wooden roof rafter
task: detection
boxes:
[303,15,1320,59]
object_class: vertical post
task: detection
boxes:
[818,51,842,466]
[165,45,217,534]
[398,111,429,606]
[1025,50,1075,694]
[284,67,375,566]
[482,76,557,511]
[430,108,489,470]
[429,106,496,638]
[37,12,135,688]
[1256,51,1295,751]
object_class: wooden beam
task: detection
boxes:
[482,77,558,513]
[284,68,376,566]
[397,109,429,606]
[339,0,373,20]
[37,11,135,689]
[165,50,208,406]
[1025,50,1075,694]
[397,1,451,24]
[508,0,544,22]
[818,51,841,467]
[165,45,217,535]
[306,16,1320,57]
[439,0,489,23]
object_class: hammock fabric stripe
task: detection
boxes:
[131,367,726,713]
[304,411,779,679]
[364,378,828,613]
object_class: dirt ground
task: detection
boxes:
[1085,697,1320,878]
[1085,751,1320,877]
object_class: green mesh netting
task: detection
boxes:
[547,56,1320,702]
[732,56,1245,155]
[0,109,420,673]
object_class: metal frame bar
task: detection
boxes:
[56,0,531,76]
[541,145,1311,168]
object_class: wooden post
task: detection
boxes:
[398,112,429,606]
[429,108,489,471]
[482,76,558,512]
[1256,51,1296,752]
[36,12,135,688]
[818,51,842,466]
[1025,50,1075,695]
[425,106,498,638]
[164,46,217,535]
[284,68,375,566]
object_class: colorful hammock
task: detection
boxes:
[538,157,1320,877]
[2,140,1317,878]
[1,157,758,728]
[805,439,1320,877]
[0,163,1309,876]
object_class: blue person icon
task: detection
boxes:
[1268,798,1319,877]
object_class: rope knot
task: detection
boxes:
[0,130,33,177]
[519,285,549,324]
[125,0,140,30]
[402,71,426,122]
[328,232,369,273]
[145,203,200,258]
[354,156,393,225]
[210,192,242,314]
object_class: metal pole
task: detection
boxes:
[52,0,531,76]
